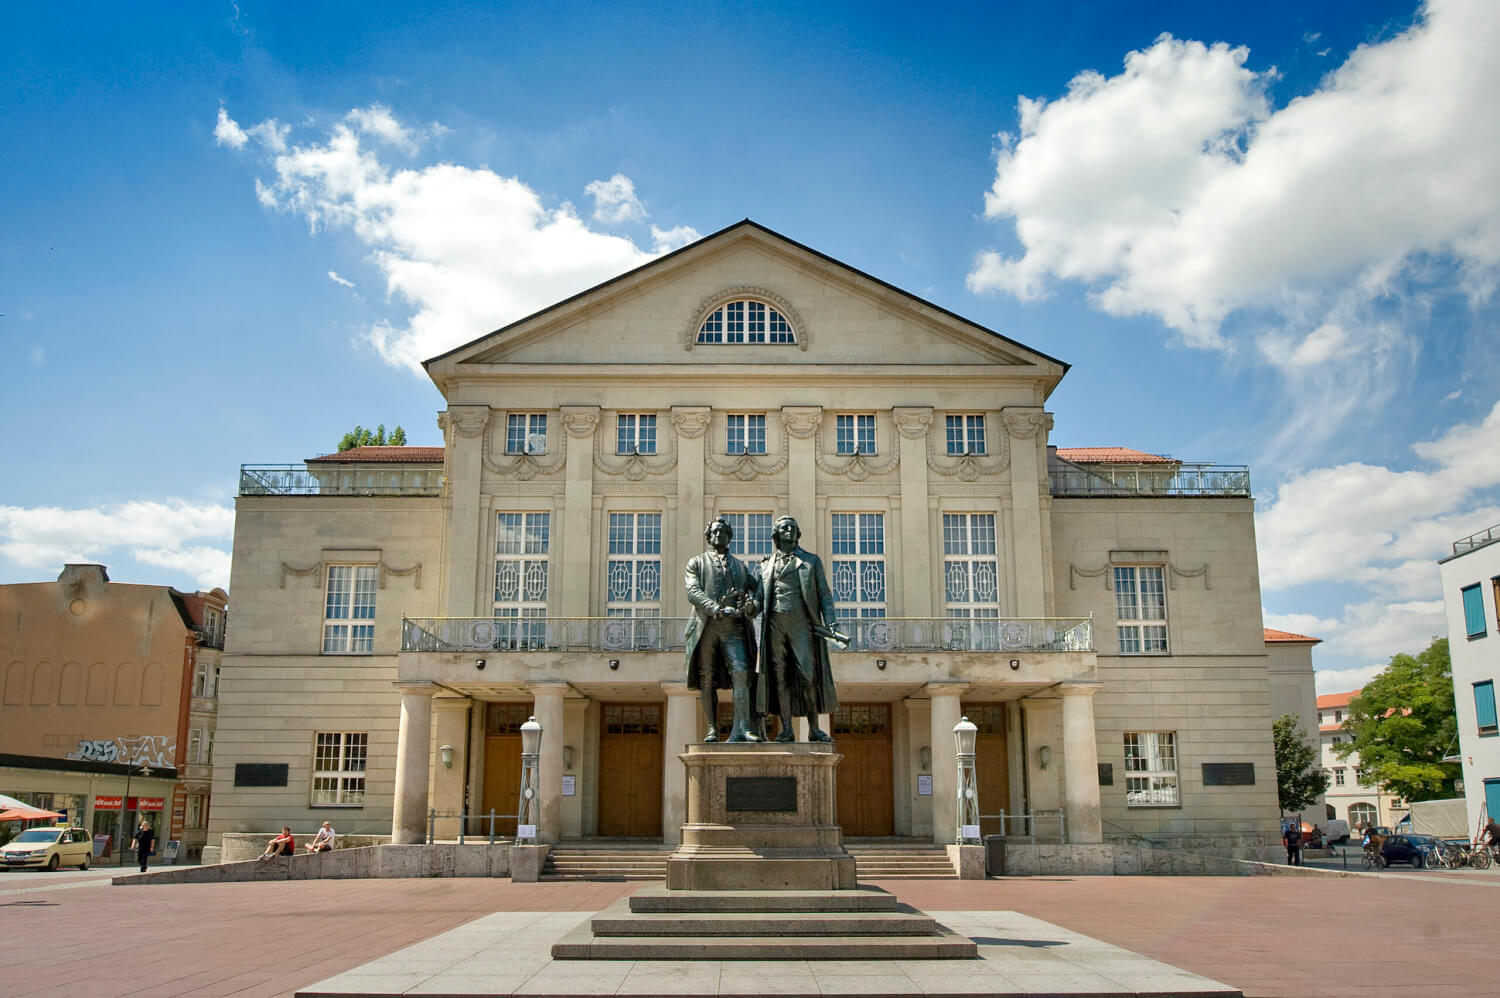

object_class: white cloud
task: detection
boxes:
[970,0,1500,448]
[651,224,702,253]
[222,106,691,370]
[214,106,248,149]
[345,104,421,153]
[1263,612,1339,636]
[585,173,647,224]
[0,500,234,591]
[327,270,355,289]
[1315,664,1385,694]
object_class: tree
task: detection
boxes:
[337,424,407,451]
[1273,713,1331,816]
[1333,637,1458,802]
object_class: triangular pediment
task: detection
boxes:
[424,221,1066,391]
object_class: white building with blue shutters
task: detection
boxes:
[1438,523,1500,837]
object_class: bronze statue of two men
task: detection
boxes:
[684,515,846,744]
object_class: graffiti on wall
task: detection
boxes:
[65,734,176,768]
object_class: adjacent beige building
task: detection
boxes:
[210,221,1281,857]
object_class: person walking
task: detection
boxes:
[130,818,156,873]
[1283,820,1303,866]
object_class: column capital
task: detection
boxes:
[1018,695,1055,714]
[893,406,934,439]
[560,405,601,438]
[528,681,572,699]
[1000,407,1053,440]
[1057,680,1103,698]
[670,405,711,439]
[392,681,439,696]
[439,405,491,439]
[661,681,699,698]
[780,405,823,439]
[924,681,970,698]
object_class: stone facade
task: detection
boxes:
[208,221,1281,858]
[1438,525,1500,838]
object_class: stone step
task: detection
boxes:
[593,910,937,937]
[629,885,900,913]
[552,924,978,960]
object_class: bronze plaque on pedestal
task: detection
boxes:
[726,776,797,812]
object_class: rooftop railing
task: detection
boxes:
[239,464,443,497]
[1453,523,1500,556]
[401,615,1093,654]
[1049,463,1250,498]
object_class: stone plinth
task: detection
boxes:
[667,742,855,891]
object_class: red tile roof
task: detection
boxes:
[1317,690,1359,709]
[1264,627,1322,644]
[306,446,445,464]
[1055,447,1177,465]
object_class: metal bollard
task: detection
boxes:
[428,808,436,845]
[488,809,496,846]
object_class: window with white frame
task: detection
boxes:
[607,513,663,617]
[616,413,657,455]
[696,299,796,344]
[721,512,773,558]
[187,728,203,765]
[192,658,215,699]
[1124,731,1179,806]
[945,414,986,455]
[726,414,767,455]
[1114,565,1168,654]
[831,513,886,623]
[506,413,547,455]
[836,414,876,455]
[185,793,202,829]
[203,607,223,646]
[205,730,214,764]
[1334,768,1346,786]
[311,731,367,806]
[494,512,550,649]
[943,514,999,646]
[323,565,377,654]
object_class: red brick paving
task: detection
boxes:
[1,875,1494,997]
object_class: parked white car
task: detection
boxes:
[1325,819,1351,844]
[1,826,92,870]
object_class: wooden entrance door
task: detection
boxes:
[833,703,894,836]
[482,703,530,836]
[598,703,664,838]
[963,703,1010,838]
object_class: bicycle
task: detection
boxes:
[1473,842,1494,870]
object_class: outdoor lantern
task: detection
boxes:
[953,716,977,758]
[919,746,932,772]
[562,745,574,770]
[440,744,454,769]
[520,716,542,758]
[1037,745,1052,770]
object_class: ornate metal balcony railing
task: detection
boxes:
[1050,463,1250,498]
[239,464,443,497]
[1453,522,1500,556]
[401,615,1092,654]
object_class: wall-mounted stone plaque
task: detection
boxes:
[1098,762,1113,786]
[1201,762,1255,786]
[726,776,797,812]
[234,763,288,787]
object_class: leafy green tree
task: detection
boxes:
[1273,713,1331,816]
[337,423,407,451]
[1333,638,1458,802]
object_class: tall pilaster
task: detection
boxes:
[661,682,699,847]
[926,682,969,845]
[438,406,490,614]
[893,408,933,616]
[782,406,822,553]
[670,406,710,618]
[391,682,437,844]
[1059,682,1104,844]
[561,696,588,838]
[1019,697,1063,814]
[530,683,568,844]
[431,696,471,839]
[559,406,600,618]
[1003,408,1052,617]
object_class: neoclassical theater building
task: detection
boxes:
[211,221,1280,855]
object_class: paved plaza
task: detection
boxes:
[3,868,1497,997]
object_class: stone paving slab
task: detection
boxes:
[296,909,1241,997]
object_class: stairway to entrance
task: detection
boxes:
[541,842,672,881]
[845,839,959,879]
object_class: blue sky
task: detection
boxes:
[4,0,1499,690]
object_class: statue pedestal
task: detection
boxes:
[667,742,856,891]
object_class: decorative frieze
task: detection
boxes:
[925,420,1011,481]
[481,412,567,480]
[592,415,679,481]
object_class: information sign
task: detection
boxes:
[917,774,933,796]
[561,775,576,796]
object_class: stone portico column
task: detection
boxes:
[927,682,969,845]
[392,682,438,844]
[431,697,471,840]
[530,683,567,844]
[662,682,699,847]
[1059,682,1104,844]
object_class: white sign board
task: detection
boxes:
[561,775,576,797]
[917,774,933,796]
[517,824,537,840]
[961,824,981,840]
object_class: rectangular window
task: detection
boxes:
[506,413,547,455]
[835,414,876,456]
[322,565,377,654]
[607,513,663,617]
[1335,710,1342,723]
[187,728,203,765]
[945,414,986,455]
[185,794,202,829]
[494,512,550,649]
[616,413,657,455]
[1114,566,1168,654]
[311,731,367,807]
[203,607,223,646]
[721,512,773,558]
[192,659,215,698]
[1123,731,1179,806]
[1334,768,1346,786]
[726,414,767,455]
[725,301,746,343]
[1462,584,1487,638]
[830,513,886,623]
[1475,680,1498,734]
[205,730,214,765]
[943,513,999,648]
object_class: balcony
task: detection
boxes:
[401,615,1092,654]
[1049,463,1250,498]
[239,464,443,497]
[1452,522,1500,556]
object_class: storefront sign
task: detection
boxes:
[136,797,165,811]
[94,796,123,810]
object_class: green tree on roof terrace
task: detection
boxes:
[337,424,407,451]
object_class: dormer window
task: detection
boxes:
[697,299,796,345]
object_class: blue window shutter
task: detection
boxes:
[1462,585,1487,638]
[1475,681,1498,732]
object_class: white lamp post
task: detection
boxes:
[953,716,980,845]
[516,716,542,844]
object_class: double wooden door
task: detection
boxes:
[964,703,1011,838]
[482,703,529,836]
[598,703,663,838]
[833,703,894,836]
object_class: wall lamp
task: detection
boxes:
[1009,659,1020,671]
[875,659,887,671]
[440,744,454,769]
[475,658,486,671]
[919,746,931,772]
[608,658,620,670]
[563,745,574,770]
[1037,745,1052,770]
